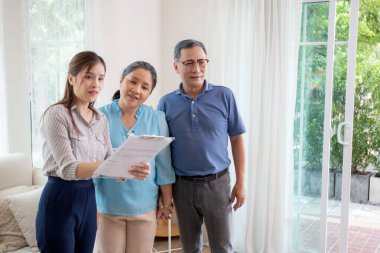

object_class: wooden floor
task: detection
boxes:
[153,236,211,253]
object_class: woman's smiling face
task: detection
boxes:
[119,68,153,109]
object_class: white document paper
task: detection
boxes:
[94,135,174,179]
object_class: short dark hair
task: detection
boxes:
[174,39,207,61]
[112,61,157,100]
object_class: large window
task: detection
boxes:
[293,2,349,251]
[29,0,85,167]
[293,0,380,252]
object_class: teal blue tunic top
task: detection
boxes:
[94,100,175,216]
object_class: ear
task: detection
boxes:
[68,73,75,86]
[174,61,180,74]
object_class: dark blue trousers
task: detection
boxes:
[36,177,96,253]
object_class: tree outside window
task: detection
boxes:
[29,0,84,167]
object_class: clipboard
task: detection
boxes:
[94,134,174,179]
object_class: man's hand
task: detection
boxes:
[129,161,151,180]
[230,182,246,211]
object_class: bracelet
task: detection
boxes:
[163,202,173,210]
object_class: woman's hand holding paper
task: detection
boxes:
[129,161,151,180]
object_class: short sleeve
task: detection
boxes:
[155,111,175,185]
[226,89,246,136]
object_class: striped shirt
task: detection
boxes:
[41,104,113,180]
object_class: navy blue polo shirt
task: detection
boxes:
[158,81,246,176]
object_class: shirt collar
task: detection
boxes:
[112,99,143,119]
[175,80,213,96]
[70,104,101,126]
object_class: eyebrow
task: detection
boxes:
[129,75,151,86]
[87,71,105,77]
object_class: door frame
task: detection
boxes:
[319,0,360,252]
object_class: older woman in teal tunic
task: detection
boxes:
[94,61,175,253]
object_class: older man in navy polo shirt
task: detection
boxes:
[158,39,246,253]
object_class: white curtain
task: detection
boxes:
[206,1,254,251]
[27,0,85,167]
[207,0,302,252]
[0,0,9,155]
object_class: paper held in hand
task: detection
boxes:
[94,135,174,179]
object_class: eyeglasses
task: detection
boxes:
[179,59,209,69]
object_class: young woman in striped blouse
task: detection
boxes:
[35,51,150,253]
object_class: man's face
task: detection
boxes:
[174,46,208,89]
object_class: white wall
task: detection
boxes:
[2,0,211,153]
[87,0,211,106]
[0,0,8,154]
[2,0,31,155]
[86,0,162,108]
[160,0,209,96]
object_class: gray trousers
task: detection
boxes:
[173,171,233,253]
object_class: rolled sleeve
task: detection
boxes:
[42,106,79,180]
[60,162,79,180]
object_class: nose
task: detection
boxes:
[191,64,201,72]
[92,77,101,87]
[131,86,141,94]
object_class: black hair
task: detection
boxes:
[112,90,121,100]
[112,61,157,101]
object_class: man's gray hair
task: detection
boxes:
[174,39,207,61]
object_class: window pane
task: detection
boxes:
[294,0,380,252]
[335,1,350,42]
[300,2,329,43]
[293,44,327,252]
[29,0,84,167]
[293,2,329,252]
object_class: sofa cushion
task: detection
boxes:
[32,168,47,186]
[7,247,37,253]
[0,186,39,253]
[6,186,43,252]
[0,154,33,191]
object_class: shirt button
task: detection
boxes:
[192,101,195,104]
[192,114,196,117]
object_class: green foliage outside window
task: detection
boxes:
[29,0,85,167]
[294,0,380,174]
